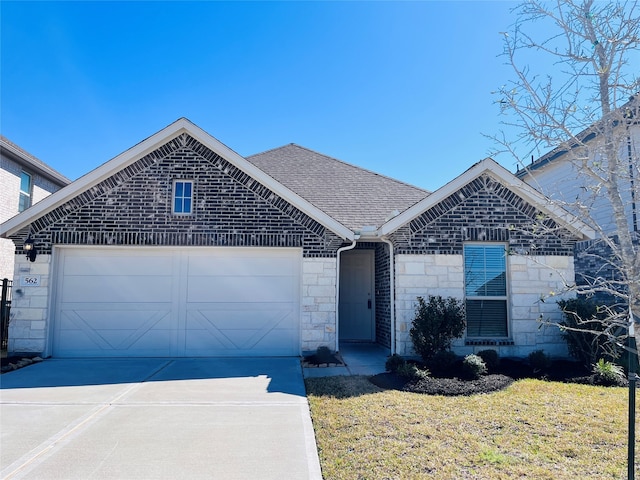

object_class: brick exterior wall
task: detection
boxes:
[574,234,640,307]
[389,174,575,257]
[8,134,343,257]
[374,243,391,348]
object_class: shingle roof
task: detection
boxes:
[515,95,639,179]
[246,144,430,230]
[0,135,71,186]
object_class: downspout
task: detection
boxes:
[381,237,396,355]
[335,238,358,353]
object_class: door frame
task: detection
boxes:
[338,249,375,342]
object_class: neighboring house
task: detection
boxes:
[516,96,639,236]
[0,119,593,358]
[516,97,639,306]
[0,136,71,281]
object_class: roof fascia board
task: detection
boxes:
[518,96,639,177]
[1,119,354,241]
[379,158,595,240]
[1,120,189,237]
[0,140,71,186]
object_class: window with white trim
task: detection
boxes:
[19,171,32,212]
[172,180,193,215]
[464,244,509,337]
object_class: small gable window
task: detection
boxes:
[464,244,509,338]
[19,171,32,212]
[173,180,193,215]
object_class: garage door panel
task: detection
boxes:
[255,330,298,350]
[53,247,300,357]
[187,306,296,330]
[188,254,296,276]
[187,276,296,303]
[63,254,174,276]
[184,306,296,354]
[56,309,173,354]
[58,307,173,330]
[61,276,173,303]
[184,331,296,357]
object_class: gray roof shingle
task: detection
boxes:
[246,144,430,231]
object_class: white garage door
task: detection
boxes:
[52,247,301,357]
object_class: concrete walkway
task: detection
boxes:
[0,358,322,480]
[303,343,390,378]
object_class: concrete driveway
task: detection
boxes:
[0,357,322,480]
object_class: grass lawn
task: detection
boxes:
[306,376,639,479]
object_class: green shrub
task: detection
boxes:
[477,349,500,371]
[410,295,466,362]
[528,350,551,372]
[430,350,460,372]
[315,345,336,363]
[558,297,621,368]
[462,354,487,379]
[385,354,406,373]
[592,358,626,386]
[396,362,430,379]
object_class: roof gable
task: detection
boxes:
[247,144,430,230]
[380,158,595,241]
[0,119,354,241]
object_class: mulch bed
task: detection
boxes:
[371,373,515,396]
[369,358,628,396]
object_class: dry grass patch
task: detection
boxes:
[306,376,638,479]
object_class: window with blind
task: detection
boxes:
[464,244,508,337]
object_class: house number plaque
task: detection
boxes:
[20,275,41,287]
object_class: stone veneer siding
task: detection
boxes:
[7,134,343,355]
[395,254,575,358]
[302,257,337,353]
[6,255,52,354]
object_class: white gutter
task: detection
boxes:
[381,236,396,355]
[335,238,358,352]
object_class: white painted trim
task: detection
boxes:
[0,118,354,241]
[378,158,595,240]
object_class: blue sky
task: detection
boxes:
[2,1,525,191]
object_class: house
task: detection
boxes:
[0,136,71,281]
[0,118,593,359]
[516,96,639,307]
[515,96,639,236]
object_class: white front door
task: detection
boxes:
[52,247,301,357]
[339,250,375,341]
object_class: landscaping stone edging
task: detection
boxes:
[1,356,44,374]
